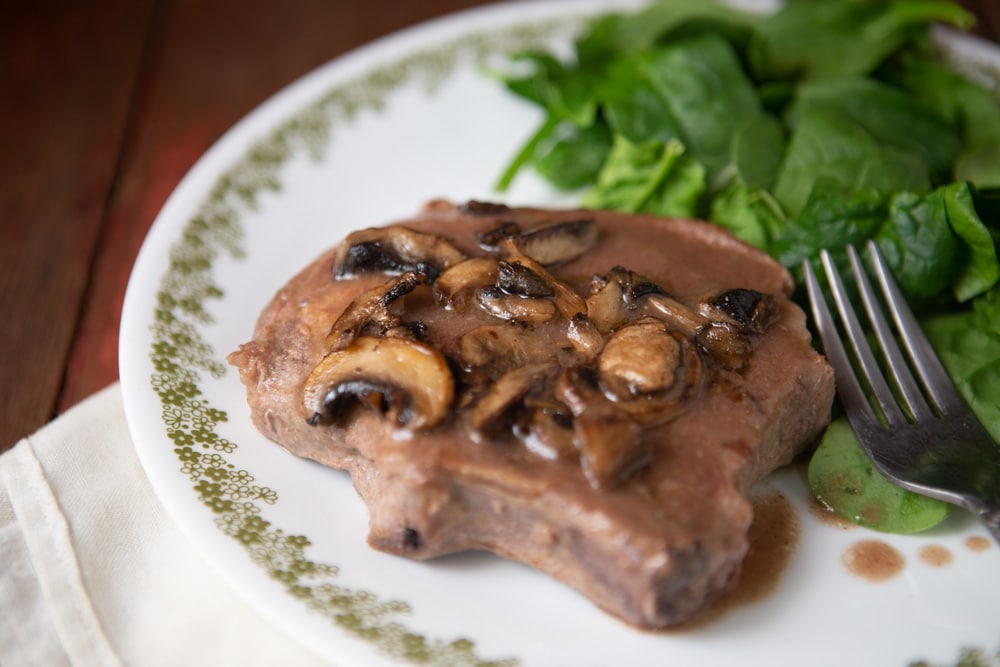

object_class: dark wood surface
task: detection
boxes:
[2,0,999,451]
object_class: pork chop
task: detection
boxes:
[228,200,835,628]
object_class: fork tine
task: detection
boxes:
[847,244,934,422]
[818,249,908,428]
[803,256,881,432]
[864,240,966,414]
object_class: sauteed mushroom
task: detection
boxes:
[478,286,558,323]
[497,245,586,319]
[496,260,555,298]
[586,266,668,333]
[459,200,512,216]
[333,226,466,280]
[597,317,706,426]
[509,218,599,266]
[698,288,778,334]
[304,336,453,430]
[433,257,498,312]
[566,313,604,360]
[458,324,557,374]
[644,288,777,368]
[471,362,559,433]
[519,399,577,461]
[695,289,778,368]
[477,221,521,250]
[326,271,425,350]
[555,366,646,489]
[479,217,599,266]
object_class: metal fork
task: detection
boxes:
[803,240,1000,545]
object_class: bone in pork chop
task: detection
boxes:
[228,200,835,628]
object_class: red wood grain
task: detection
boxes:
[0,0,155,448]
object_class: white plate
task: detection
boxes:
[119,2,1000,665]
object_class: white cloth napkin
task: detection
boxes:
[0,384,331,667]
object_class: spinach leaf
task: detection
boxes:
[924,289,1000,442]
[710,182,787,250]
[729,113,786,191]
[493,51,603,191]
[875,188,962,302]
[582,137,706,217]
[599,55,684,143]
[773,109,931,216]
[500,52,598,128]
[808,419,951,534]
[881,51,1000,188]
[790,77,961,181]
[771,181,999,304]
[874,182,999,303]
[620,34,762,179]
[748,0,974,81]
[943,183,1000,301]
[534,123,613,192]
[594,0,758,54]
[773,181,886,269]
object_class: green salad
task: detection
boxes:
[491,0,1000,533]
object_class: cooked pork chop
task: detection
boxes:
[228,200,834,628]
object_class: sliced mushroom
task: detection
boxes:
[477,221,521,250]
[644,288,779,368]
[694,290,778,368]
[304,336,453,430]
[505,218,599,266]
[641,293,708,339]
[555,366,646,489]
[586,266,670,333]
[603,266,669,303]
[566,313,604,360]
[698,288,778,335]
[333,226,466,281]
[585,274,628,334]
[458,324,556,375]
[496,261,555,298]
[471,362,558,434]
[433,257,499,312]
[519,397,577,461]
[326,271,425,350]
[597,317,705,426]
[459,200,512,217]
[695,325,751,369]
[478,287,558,323]
[497,242,586,319]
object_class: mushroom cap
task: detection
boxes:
[303,336,454,431]
[333,225,467,280]
[433,257,499,311]
[509,217,599,266]
[597,317,706,426]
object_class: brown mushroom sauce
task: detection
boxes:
[304,203,779,490]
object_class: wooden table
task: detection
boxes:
[3,0,999,452]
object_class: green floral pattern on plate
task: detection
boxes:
[146,14,584,667]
